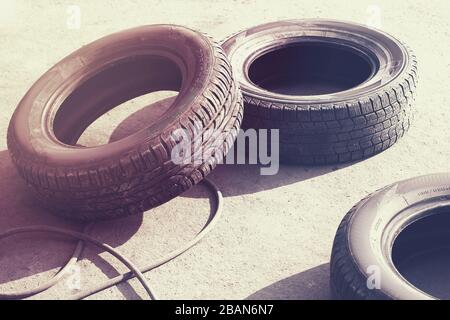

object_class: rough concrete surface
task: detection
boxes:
[0,0,449,300]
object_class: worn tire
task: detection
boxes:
[222,20,417,165]
[330,173,450,300]
[7,25,243,221]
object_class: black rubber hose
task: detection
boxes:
[72,179,224,300]
[0,179,223,300]
[0,225,157,300]
[0,224,93,299]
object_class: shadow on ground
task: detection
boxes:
[108,97,352,197]
[201,163,345,197]
[109,96,175,143]
[246,263,331,300]
[0,96,343,299]
[0,150,143,298]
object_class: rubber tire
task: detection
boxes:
[222,20,418,165]
[330,173,450,300]
[7,25,243,221]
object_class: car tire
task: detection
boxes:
[330,173,450,300]
[222,20,417,165]
[7,25,243,220]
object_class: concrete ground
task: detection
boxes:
[0,0,449,299]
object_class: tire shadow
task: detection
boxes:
[197,163,346,197]
[108,97,354,197]
[0,150,143,299]
[246,263,331,300]
[109,96,176,143]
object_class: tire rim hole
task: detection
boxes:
[248,39,377,96]
[392,207,450,299]
[53,55,181,146]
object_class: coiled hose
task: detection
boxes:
[0,179,223,300]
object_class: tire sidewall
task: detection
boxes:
[222,19,409,106]
[8,25,215,168]
[347,173,450,300]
